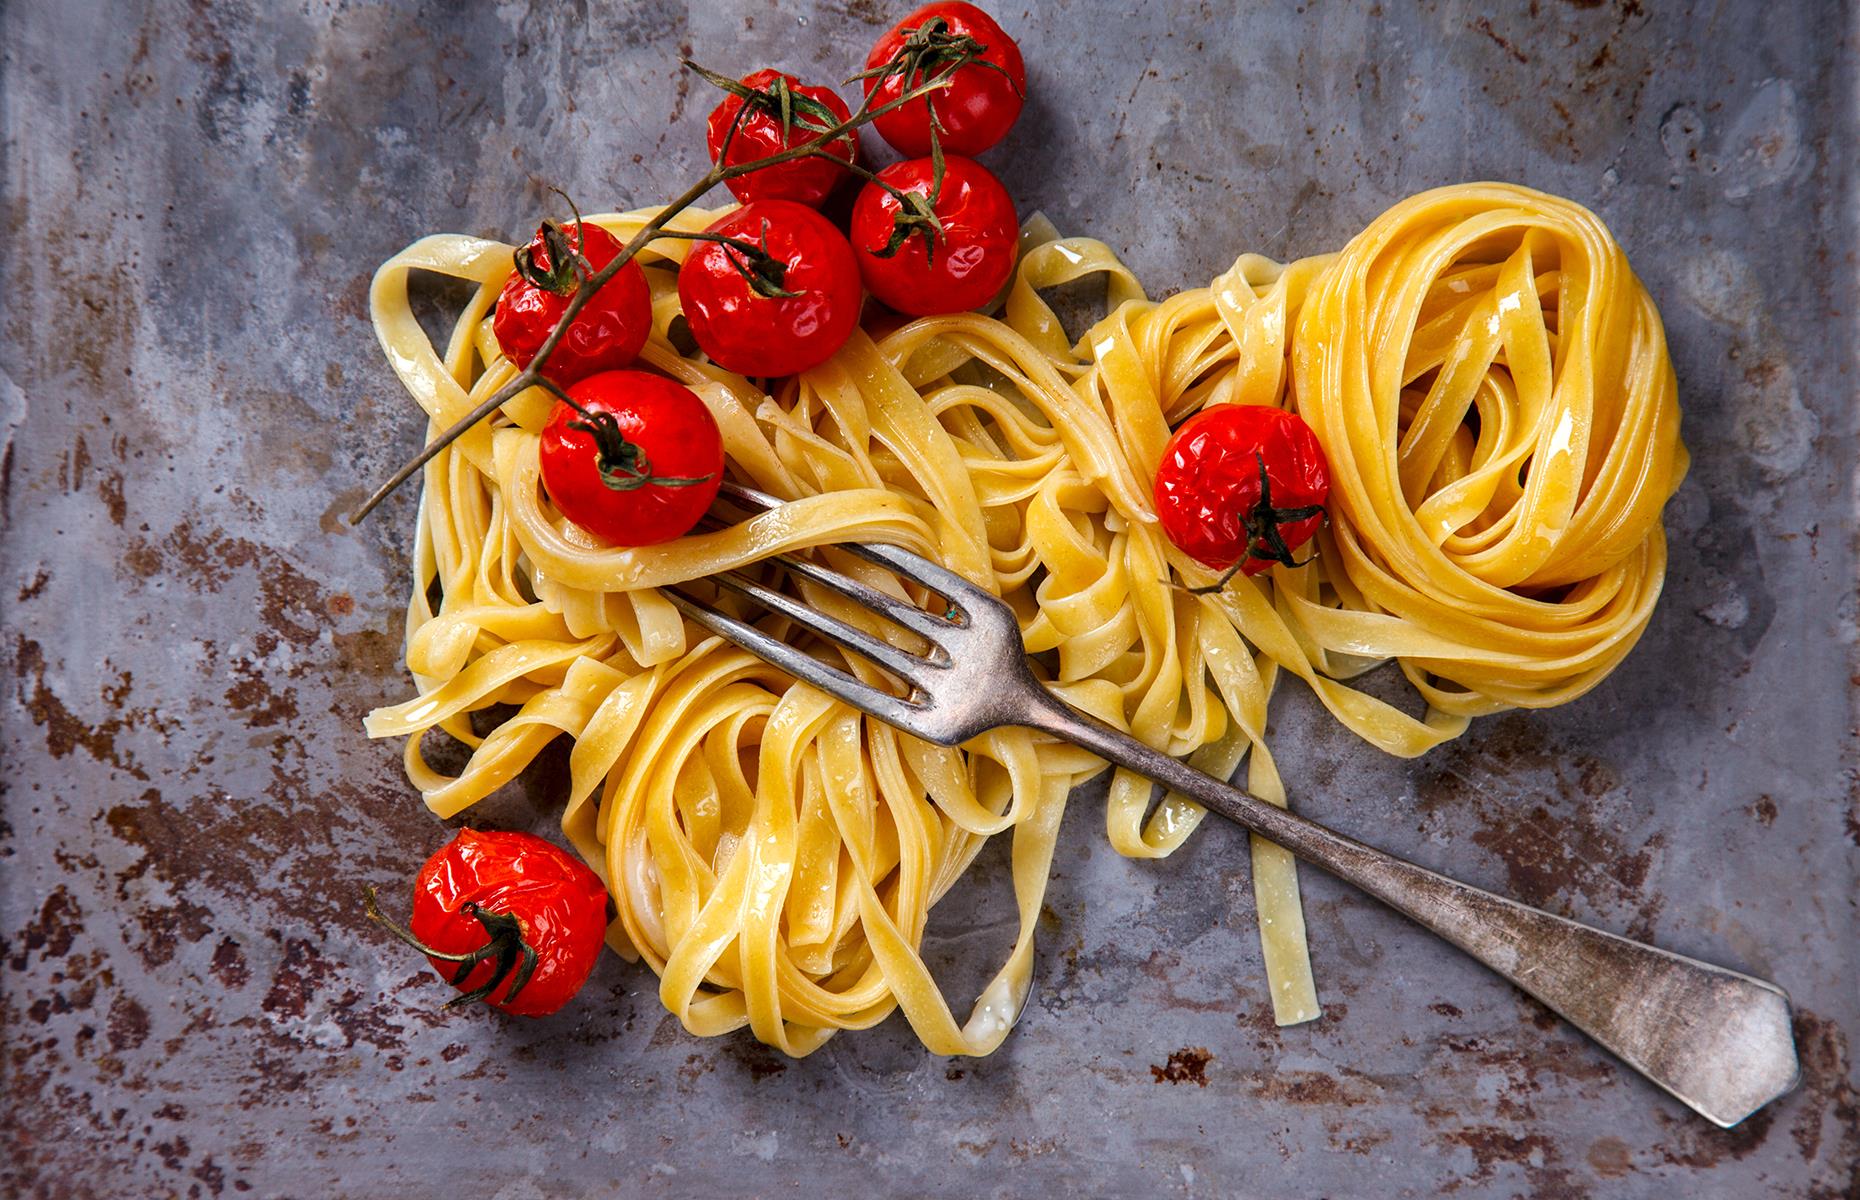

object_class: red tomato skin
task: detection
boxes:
[863,2,1025,157]
[493,222,652,386]
[849,155,1018,316]
[538,370,724,546]
[678,200,863,377]
[408,829,609,1018]
[706,69,858,207]
[1154,405,1331,575]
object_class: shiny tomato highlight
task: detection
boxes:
[849,154,1018,316]
[539,370,724,546]
[403,829,609,1018]
[863,2,1025,157]
[678,200,863,377]
[492,220,651,386]
[1154,404,1331,580]
[705,68,858,207]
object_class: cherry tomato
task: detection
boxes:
[493,220,652,386]
[705,69,858,208]
[538,370,723,546]
[364,829,610,1018]
[849,154,1018,316]
[862,2,1025,158]
[1154,405,1331,584]
[677,200,863,377]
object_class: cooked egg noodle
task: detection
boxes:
[364,182,1683,1054]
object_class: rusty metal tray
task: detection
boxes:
[3,1,1854,1196]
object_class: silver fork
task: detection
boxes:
[665,481,1799,1127]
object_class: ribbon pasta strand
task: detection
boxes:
[364,181,1684,1054]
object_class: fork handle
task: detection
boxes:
[1025,693,1799,1127]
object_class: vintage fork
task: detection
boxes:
[665,482,1799,1127]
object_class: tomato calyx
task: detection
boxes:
[850,15,1022,110]
[363,885,540,1010]
[864,134,949,262]
[657,221,801,300]
[1185,452,1328,594]
[558,398,716,493]
[512,188,597,297]
[687,61,852,160]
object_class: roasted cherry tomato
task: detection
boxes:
[364,829,610,1018]
[849,154,1018,316]
[677,200,863,377]
[538,369,723,546]
[493,220,652,386]
[1154,404,1331,586]
[705,68,858,207]
[862,2,1025,157]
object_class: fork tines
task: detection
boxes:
[662,482,972,729]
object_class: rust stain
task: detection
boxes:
[1252,1069,1379,1107]
[666,39,693,125]
[1449,0,1659,166]
[1150,1047,1211,1086]
[1434,1127,1571,1193]
[1416,715,1664,938]
[12,636,167,782]
[99,468,127,526]
[107,993,152,1053]
[122,517,331,650]
[1655,1101,1777,1167]
[1418,1027,1622,1187]
[224,631,301,728]
[69,431,91,491]
[1471,17,1530,64]
[834,0,888,26]
[1007,1136,1060,1160]
[58,267,142,388]
[17,567,49,601]
[6,886,85,969]
[725,1040,788,1081]
[675,1052,714,1087]
[1787,1012,1858,1167]
[1334,1126,1392,1156]
[259,938,338,1021]
[1137,948,1241,1014]
[102,775,433,945]
[331,626,402,678]
[209,937,250,988]
[129,895,211,969]
[1586,1135,1632,1178]
[1749,794,1778,826]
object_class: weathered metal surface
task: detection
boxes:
[1,0,1854,1196]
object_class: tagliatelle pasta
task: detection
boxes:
[363,181,1686,1056]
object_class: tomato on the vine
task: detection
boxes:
[849,154,1018,316]
[862,2,1025,158]
[493,220,652,386]
[1154,404,1331,587]
[364,829,610,1018]
[677,200,863,377]
[538,370,723,546]
[704,68,858,208]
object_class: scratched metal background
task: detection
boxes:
[2,0,1855,1196]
